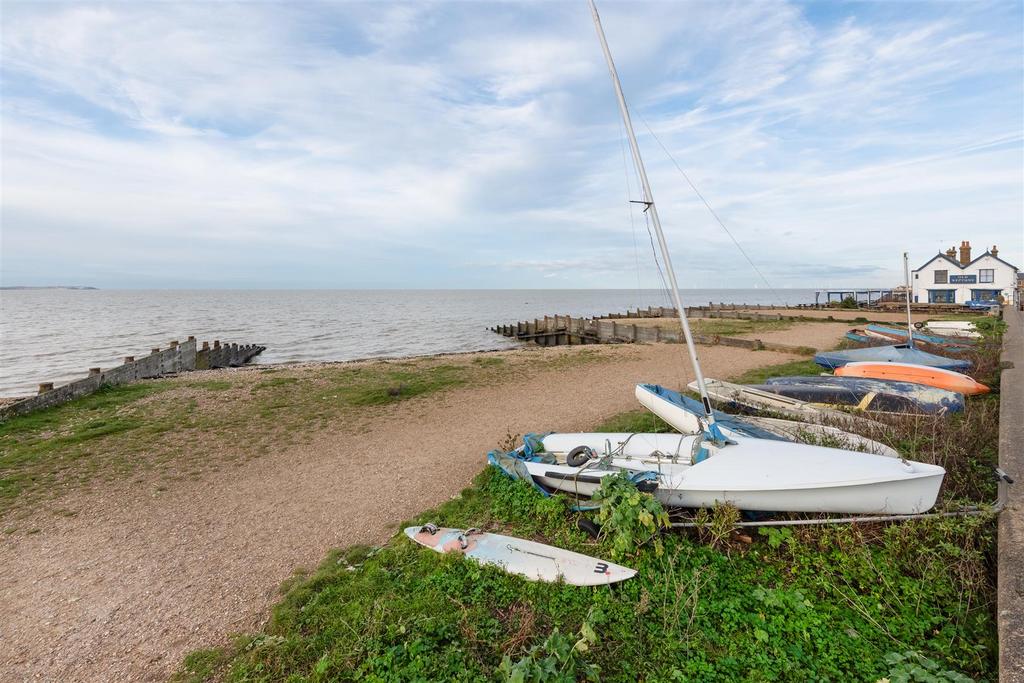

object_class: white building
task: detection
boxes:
[911,241,1019,305]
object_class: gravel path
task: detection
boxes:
[0,342,800,682]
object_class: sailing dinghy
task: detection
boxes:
[504,433,943,515]
[635,383,899,457]
[498,2,948,517]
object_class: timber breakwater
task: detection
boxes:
[491,305,818,353]
[0,337,265,419]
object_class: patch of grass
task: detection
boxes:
[472,356,506,367]
[690,318,793,336]
[0,355,533,519]
[0,383,171,511]
[728,359,823,385]
[178,466,996,682]
[594,410,674,434]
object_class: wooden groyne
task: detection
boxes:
[0,337,265,420]
[490,306,814,354]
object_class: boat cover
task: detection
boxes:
[814,344,971,371]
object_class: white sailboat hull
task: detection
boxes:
[526,433,944,514]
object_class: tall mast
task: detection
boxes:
[588,0,718,429]
[903,252,914,348]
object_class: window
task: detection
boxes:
[979,269,994,283]
[934,270,947,284]
[914,273,919,279]
[929,290,956,304]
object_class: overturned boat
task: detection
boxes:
[493,432,944,515]
[635,383,899,457]
[814,344,972,372]
[921,320,980,339]
[762,376,965,414]
[835,361,989,395]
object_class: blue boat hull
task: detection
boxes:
[814,344,971,371]
[765,376,964,414]
[845,330,872,343]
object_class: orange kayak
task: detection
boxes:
[834,361,989,395]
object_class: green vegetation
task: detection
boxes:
[689,318,793,336]
[175,351,1002,682]
[728,358,823,385]
[174,464,996,682]
[0,383,173,512]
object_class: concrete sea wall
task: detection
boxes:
[0,337,265,420]
[998,304,1023,682]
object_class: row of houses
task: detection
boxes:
[910,241,1020,306]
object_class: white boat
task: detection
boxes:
[519,433,943,514]
[507,2,948,517]
[634,383,899,457]
[922,320,981,339]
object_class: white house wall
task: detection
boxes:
[911,253,1018,304]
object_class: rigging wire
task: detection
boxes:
[618,113,691,390]
[616,116,644,306]
[637,113,787,308]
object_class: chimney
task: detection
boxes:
[992,245,999,258]
[945,246,956,259]
[959,240,971,266]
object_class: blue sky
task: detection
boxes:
[2,0,1021,289]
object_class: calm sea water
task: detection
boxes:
[0,288,816,397]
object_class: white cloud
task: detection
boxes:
[1,0,1020,288]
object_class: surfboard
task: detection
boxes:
[404,525,636,586]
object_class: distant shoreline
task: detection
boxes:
[1,286,98,290]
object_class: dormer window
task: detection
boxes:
[979,269,994,283]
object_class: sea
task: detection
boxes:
[0,288,817,398]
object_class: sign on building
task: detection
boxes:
[949,275,977,284]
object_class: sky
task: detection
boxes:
[1,0,1022,290]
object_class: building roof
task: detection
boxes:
[913,250,1020,273]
